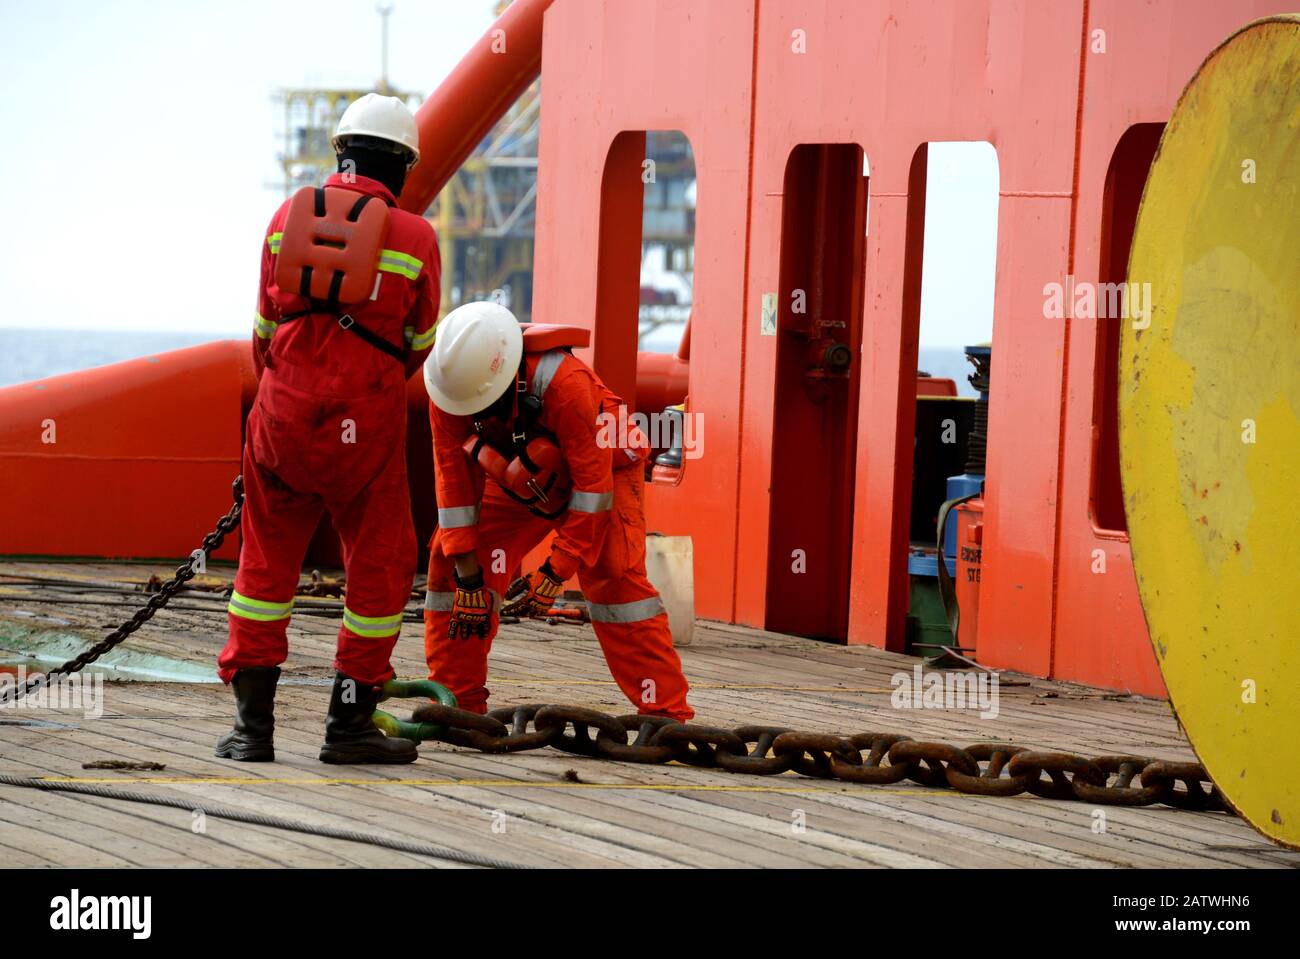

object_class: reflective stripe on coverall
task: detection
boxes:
[217,173,440,688]
[424,350,693,720]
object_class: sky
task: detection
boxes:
[919,141,1000,348]
[0,0,498,335]
[0,0,997,348]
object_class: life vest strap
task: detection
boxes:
[336,314,406,361]
[275,307,406,362]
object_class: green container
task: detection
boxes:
[905,553,955,654]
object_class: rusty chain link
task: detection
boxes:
[0,476,245,706]
[411,700,1229,813]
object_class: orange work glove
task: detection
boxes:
[450,570,493,639]
[500,560,564,618]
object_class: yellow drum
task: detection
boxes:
[1122,16,1300,847]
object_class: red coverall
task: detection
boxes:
[218,173,440,688]
[424,351,694,721]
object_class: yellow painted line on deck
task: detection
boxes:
[491,678,897,694]
[33,774,1005,799]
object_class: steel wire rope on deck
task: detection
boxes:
[0,477,427,702]
[0,773,530,869]
[0,593,421,621]
[0,477,246,706]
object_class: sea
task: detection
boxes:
[0,328,232,389]
[0,328,977,398]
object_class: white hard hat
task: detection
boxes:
[423,302,524,416]
[333,93,421,169]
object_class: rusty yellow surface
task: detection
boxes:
[1122,16,1300,848]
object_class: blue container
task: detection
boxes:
[943,473,984,561]
[908,547,956,578]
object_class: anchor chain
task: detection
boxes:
[0,476,245,706]
[411,702,1230,813]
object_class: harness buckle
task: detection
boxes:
[337,314,355,330]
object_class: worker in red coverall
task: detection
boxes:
[215,94,439,765]
[417,302,693,722]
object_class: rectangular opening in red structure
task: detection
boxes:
[638,131,696,355]
[892,141,999,656]
[1092,123,1164,533]
[593,131,649,407]
[593,130,697,412]
[764,143,868,642]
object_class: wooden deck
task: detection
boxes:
[1,560,1294,869]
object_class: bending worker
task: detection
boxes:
[421,302,693,721]
[216,94,439,764]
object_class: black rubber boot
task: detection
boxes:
[214,666,279,762]
[319,672,418,765]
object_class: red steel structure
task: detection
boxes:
[0,0,1287,697]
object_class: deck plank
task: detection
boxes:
[2,559,1297,869]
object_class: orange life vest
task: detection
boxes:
[464,324,590,519]
[272,186,404,361]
